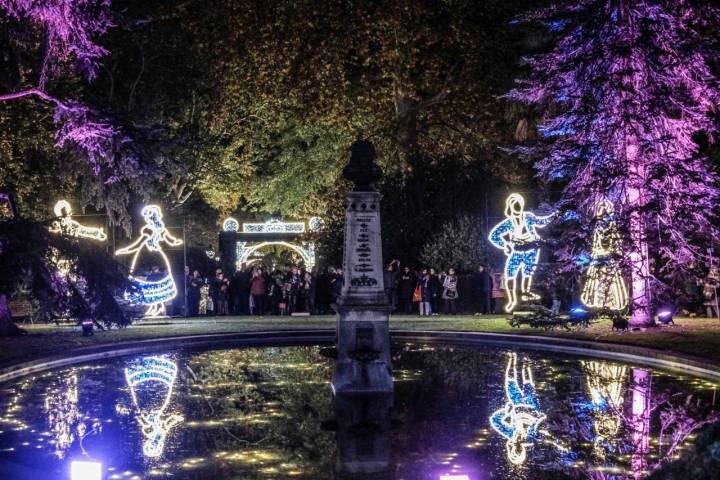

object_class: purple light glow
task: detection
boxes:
[439,475,470,480]
[657,311,673,318]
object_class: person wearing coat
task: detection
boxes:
[442,268,459,314]
[250,268,267,316]
[398,266,416,314]
[383,260,399,311]
[429,268,442,316]
[419,269,433,316]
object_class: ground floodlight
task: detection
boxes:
[657,309,674,325]
[71,460,102,480]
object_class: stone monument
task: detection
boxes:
[332,139,394,396]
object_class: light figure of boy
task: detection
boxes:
[489,193,554,312]
[490,353,546,465]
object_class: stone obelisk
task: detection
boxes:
[331,140,393,396]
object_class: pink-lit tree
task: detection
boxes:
[509,0,720,326]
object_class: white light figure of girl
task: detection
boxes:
[581,199,628,311]
[490,353,546,465]
[115,205,183,317]
[49,200,107,241]
[489,194,554,312]
[125,356,184,458]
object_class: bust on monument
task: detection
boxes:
[343,140,383,191]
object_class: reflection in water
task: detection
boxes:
[124,356,183,458]
[630,368,651,480]
[582,361,627,457]
[44,374,80,458]
[490,353,546,465]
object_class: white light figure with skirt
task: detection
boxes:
[125,356,183,458]
[115,205,182,317]
[49,200,107,241]
[490,353,546,465]
[581,199,628,311]
[489,194,554,312]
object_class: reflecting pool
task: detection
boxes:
[0,343,718,479]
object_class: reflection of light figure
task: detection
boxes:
[115,205,182,317]
[490,353,546,465]
[582,361,626,456]
[49,200,107,241]
[489,194,553,312]
[45,374,80,458]
[581,200,628,310]
[125,356,183,458]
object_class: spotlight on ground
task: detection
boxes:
[570,306,588,318]
[80,318,94,336]
[71,460,102,480]
[439,475,470,480]
[657,309,675,325]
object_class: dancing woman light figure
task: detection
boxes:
[581,199,628,311]
[125,356,183,458]
[116,205,183,317]
[488,194,553,312]
[490,353,546,465]
[49,200,107,241]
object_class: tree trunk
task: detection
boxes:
[630,368,651,480]
[626,135,654,327]
[0,293,14,334]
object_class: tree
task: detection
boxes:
[509,0,720,326]
[419,214,487,272]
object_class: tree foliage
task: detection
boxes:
[419,214,487,272]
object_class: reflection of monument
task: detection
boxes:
[488,194,553,312]
[581,199,628,310]
[330,395,392,479]
[125,356,184,458]
[489,353,546,465]
[49,200,107,241]
[332,140,393,396]
[115,205,182,317]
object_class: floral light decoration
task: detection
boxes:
[49,200,107,241]
[488,194,554,312]
[115,205,182,317]
[490,353,547,465]
[581,199,628,311]
[124,356,183,458]
[222,217,239,232]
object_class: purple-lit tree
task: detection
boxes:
[509,0,720,326]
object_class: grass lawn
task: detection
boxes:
[1,314,720,369]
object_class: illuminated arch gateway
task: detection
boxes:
[219,218,317,271]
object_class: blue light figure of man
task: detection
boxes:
[490,353,546,465]
[488,193,554,312]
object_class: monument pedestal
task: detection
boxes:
[332,143,394,397]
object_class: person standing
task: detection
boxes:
[383,261,399,312]
[429,268,442,316]
[472,265,492,314]
[216,272,230,315]
[490,271,504,314]
[330,267,344,305]
[250,268,267,315]
[419,269,433,316]
[285,266,301,314]
[442,268,459,314]
[398,266,416,314]
[302,271,316,314]
[187,270,202,317]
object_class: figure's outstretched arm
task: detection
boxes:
[162,230,183,247]
[532,211,556,228]
[116,234,148,256]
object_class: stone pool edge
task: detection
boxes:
[0,329,718,383]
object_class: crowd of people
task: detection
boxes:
[180,261,505,317]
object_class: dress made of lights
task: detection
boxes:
[489,194,553,312]
[581,199,629,311]
[490,353,546,465]
[125,356,184,458]
[115,205,183,317]
[49,200,107,241]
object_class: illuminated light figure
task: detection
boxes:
[125,356,184,458]
[49,200,107,241]
[115,205,183,317]
[490,353,546,465]
[581,199,628,311]
[582,361,626,456]
[489,194,554,312]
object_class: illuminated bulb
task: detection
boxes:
[71,460,102,480]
